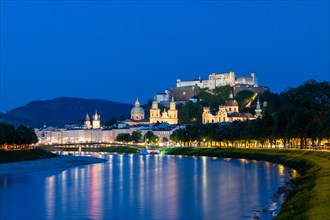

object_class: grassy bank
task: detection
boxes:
[0,148,58,163]
[100,146,138,153]
[162,147,330,220]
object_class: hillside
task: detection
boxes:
[0,97,132,128]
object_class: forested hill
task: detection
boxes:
[0,97,132,128]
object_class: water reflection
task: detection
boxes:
[0,154,294,220]
[45,176,55,220]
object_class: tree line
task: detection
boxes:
[170,80,330,148]
[0,123,38,149]
[115,131,160,144]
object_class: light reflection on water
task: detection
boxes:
[0,153,293,220]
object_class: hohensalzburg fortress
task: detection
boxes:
[176,71,257,89]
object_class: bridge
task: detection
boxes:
[35,142,142,152]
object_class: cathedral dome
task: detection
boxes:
[130,98,145,120]
[131,106,145,115]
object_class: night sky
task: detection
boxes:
[1,0,329,112]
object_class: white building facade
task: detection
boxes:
[176,71,257,90]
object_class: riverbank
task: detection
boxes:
[0,148,57,163]
[162,147,330,220]
[0,154,107,176]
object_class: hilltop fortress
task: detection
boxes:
[176,71,257,90]
[156,71,267,104]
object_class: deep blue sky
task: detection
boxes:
[1,0,329,112]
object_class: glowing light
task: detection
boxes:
[239,158,248,164]
[291,169,299,178]
[278,164,285,176]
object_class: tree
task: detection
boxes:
[0,123,15,147]
[130,131,142,143]
[103,117,117,126]
[144,131,159,144]
[116,133,130,142]
[0,123,37,149]
[235,90,254,110]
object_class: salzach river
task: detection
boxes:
[0,153,294,220]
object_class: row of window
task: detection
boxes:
[203,117,226,123]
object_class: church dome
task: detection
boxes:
[225,100,238,106]
[131,106,145,115]
[131,98,145,120]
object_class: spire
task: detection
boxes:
[255,98,262,118]
[86,113,90,121]
[93,110,100,120]
[228,89,234,100]
[152,95,158,104]
[170,96,176,110]
[135,98,140,107]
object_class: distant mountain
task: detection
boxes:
[0,97,132,128]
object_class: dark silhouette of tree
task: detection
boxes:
[130,131,142,143]
[103,117,117,126]
[0,123,37,149]
[115,133,130,142]
[144,131,159,144]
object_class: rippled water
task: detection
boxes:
[0,153,293,220]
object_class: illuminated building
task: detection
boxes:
[202,90,255,123]
[150,97,178,124]
[177,71,257,89]
[92,111,101,129]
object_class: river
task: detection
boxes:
[0,153,294,220]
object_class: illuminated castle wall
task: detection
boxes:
[177,71,257,90]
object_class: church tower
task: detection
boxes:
[225,89,239,113]
[217,105,228,122]
[149,97,161,123]
[167,97,178,124]
[92,110,101,129]
[255,98,262,118]
[85,113,92,129]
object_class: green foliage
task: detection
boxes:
[177,101,203,124]
[0,148,57,163]
[235,90,254,110]
[197,86,230,108]
[115,133,130,142]
[130,131,142,143]
[144,131,159,144]
[103,117,117,126]
[0,123,38,148]
[171,80,330,147]
[115,131,143,143]
[141,99,153,119]
[162,147,330,220]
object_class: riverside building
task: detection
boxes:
[202,91,258,123]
